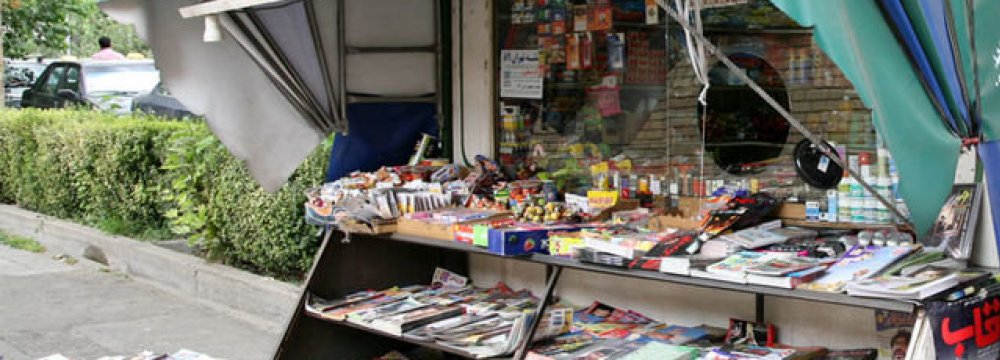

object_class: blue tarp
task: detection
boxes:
[981,141,1000,255]
[325,103,438,182]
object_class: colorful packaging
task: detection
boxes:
[607,33,625,70]
[488,226,570,256]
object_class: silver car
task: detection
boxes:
[21,60,160,115]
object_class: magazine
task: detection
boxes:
[744,256,824,276]
[370,305,464,336]
[525,332,596,359]
[628,232,698,271]
[347,297,428,325]
[746,266,827,289]
[872,310,916,360]
[693,252,782,284]
[821,349,877,360]
[720,220,791,249]
[927,290,1000,360]
[921,183,981,260]
[799,245,914,293]
[617,342,699,360]
[844,267,985,300]
[640,325,708,345]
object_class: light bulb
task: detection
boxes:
[203,14,222,42]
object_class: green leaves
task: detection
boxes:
[0,109,330,281]
[3,0,150,58]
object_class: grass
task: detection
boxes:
[94,217,174,241]
[0,230,46,253]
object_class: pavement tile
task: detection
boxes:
[0,248,278,360]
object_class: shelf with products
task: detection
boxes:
[279,228,928,359]
[782,219,914,233]
[386,232,917,313]
[302,309,481,359]
[279,158,989,359]
[545,82,668,91]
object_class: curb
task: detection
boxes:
[0,204,300,333]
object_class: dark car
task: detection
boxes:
[4,60,50,107]
[133,82,195,119]
[21,60,159,115]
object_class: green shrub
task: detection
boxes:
[0,109,331,279]
[161,122,331,279]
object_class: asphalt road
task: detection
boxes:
[0,244,278,360]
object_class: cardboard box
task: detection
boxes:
[488,225,577,256]
[647,215,703,231]
[590,199,640,221]
[548,232,584,257]
[339,219,397,235]
[396,218,457,240]
[397,212,513,241]
[455,219,514,247]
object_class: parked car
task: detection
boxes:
[133,82,195,119]
[4,59,50,107]
[21,60,159,115]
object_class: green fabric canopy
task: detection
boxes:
[771,0,960,234]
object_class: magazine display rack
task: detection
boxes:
[275,228,928,359]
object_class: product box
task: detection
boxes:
[548,232,584,257]
[488,225,573,256]
[397,210,512,241]
[455,218,515,247]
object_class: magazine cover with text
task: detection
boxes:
[927,293,1000,360]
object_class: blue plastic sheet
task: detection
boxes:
[980,141,1000,255]
[325,103,438,182]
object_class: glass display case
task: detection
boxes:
[494,0,902,224]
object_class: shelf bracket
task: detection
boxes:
[512,265,563,360]
[755,293,765,324]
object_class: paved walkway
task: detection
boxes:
[0,245,279,360]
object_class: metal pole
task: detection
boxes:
[658,1,914,228]
[512,265,562,360]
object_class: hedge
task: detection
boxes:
[0,109,330,279]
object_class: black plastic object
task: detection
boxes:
[698,52,790,175]
[729,192,780,231]
[793,138,843,189]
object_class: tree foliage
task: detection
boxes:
[3,0,148,59]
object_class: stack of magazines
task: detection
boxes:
[303,269,569,358]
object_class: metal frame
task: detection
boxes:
[337,0,445,132]
[179,0,287,18]
[513,266,562,360]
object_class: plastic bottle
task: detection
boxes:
[837,171,851,224]
[876,176,893,224]
[827,189,839,223]
[668,181,680,214]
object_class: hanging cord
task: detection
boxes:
[673,0,709,210]
[675,0,710,105]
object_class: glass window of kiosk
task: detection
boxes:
[494,0,897,223]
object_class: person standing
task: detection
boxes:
[91,36,126,60]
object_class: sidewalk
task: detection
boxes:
[0,245,279,360]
